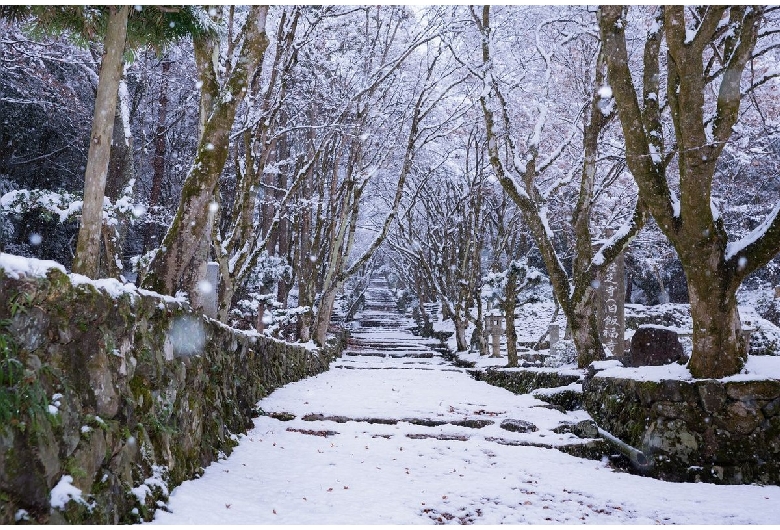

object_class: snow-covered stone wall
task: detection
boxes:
[0,265,340,524]
[583,373,780,485]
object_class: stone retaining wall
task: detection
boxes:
[0,268,339,524]
[468,368,581,396]
[583,374,780,485]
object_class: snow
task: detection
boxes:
[50,475,85,510]
[132,465,169,504]
[594,361,693,382]
[593,355,780,383]
[0,189,83,223]
[538,205,554,239]
[723,355,780,382]
[0,252,186,307]
[150,283,780,525]
[725,202,780,261]
[0,253,65,279]
[671,192,681,218]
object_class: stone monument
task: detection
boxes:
[598,252,625,360]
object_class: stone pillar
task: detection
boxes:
[485,314,503,358]
[549,324,560,349]
[598,253,625,360]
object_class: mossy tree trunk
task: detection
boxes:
[141,6,270,301]
[600,5,770,378]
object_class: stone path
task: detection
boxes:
[150,277,780,525]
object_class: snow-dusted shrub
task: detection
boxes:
[544,339,576,368]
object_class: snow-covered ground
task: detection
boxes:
[150,280,780,525]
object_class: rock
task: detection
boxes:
[698,381,727,415]
[450,419,493,429]
[719,400,764,435]
[533,388,582,411]
[764,397,780,418]
[726,381,780,402]
[268,412,296,421]
[500,419,538,433]
[629,326,683,367]
[553,420,598,438]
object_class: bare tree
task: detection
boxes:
[472,5,646,367]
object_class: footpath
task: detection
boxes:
[150,278,780,525]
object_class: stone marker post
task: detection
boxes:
[598,253,625,360]
[549,324,560,349]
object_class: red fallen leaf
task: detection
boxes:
[442,495,447,500]
[343,486,349,490]
[327,488,333,492]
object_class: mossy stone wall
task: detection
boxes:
[468,368,581,396]
[0,268,338,524]
[583,374,780,485]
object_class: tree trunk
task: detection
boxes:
[569,286,602,368]
[313,288,338,346]
[73,5,128,278]
[144,59,170,253]
[453,304,469,352]
[686,270,746,378]
[101,77,135,280]
[598,5,763,377]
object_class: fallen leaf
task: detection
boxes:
[344,486,349,489]
[225,504,231,509]
[327,488,333,492]
[273,509,277,515]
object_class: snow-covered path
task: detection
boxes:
[150,278,780,525]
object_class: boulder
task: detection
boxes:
[499,419,538,433]
[629,326,683,367]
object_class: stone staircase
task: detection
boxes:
[338,277,446,368]
[315,277,605,458]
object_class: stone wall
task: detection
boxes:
[583,374,780,485]
[468,368,581,396]
[0,267,339,524]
